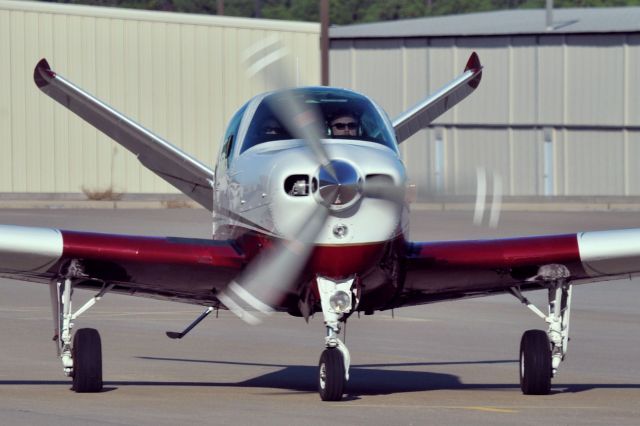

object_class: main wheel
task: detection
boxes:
[318,348,345,401]
[519,329,551,395]
[72,328,103,393]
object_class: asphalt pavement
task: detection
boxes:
[1,208,639,425]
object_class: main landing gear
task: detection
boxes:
[510,264,573,395]
[316,276,358,401]
[51,260,112,393]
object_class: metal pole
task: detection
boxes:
[254,0,262,18]
[217,0,224,15]
[546,0,553,31]
[320,0,329,86]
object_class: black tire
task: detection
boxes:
[318,348,346,401]
[519,329,552,395]
[72,328,103,393]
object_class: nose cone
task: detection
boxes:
[318,160,362,208]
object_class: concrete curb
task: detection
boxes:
[410,202,640,212]
[0,199,199,210]
[2,198,640,211]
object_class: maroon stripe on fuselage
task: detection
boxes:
[309,242,388,278]
[232,229,392,279]
[407,234,580,270]
[61,231,244,269]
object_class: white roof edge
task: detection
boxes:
[329,7,640,39]
[0,0,320,34]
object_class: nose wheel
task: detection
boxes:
[318,348,346,401]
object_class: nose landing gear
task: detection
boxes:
[316,276,358,401]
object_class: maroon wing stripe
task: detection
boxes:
[61,231,244,269]
[407,234,580,269]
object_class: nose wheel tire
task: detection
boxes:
[519,329,552,395]
[318,348,345,401]
[72,328,103,393]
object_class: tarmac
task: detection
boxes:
[0,208,640,425]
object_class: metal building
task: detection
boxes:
[0,0,320,195]
[330,8,640,198]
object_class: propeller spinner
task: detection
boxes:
[317,160,363,209]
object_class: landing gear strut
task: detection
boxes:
[51,260,111,393]
[316,276,357,401]
[511,264,572,395]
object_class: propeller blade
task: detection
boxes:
[218,206,329,324]
[243,37,336,179]
[473,167,487,226]
[489,173,503,229]
[472,166,503,229]
[363,175,406,204]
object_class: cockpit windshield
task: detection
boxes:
[242,88,396,153]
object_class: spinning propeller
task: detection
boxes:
[473,166,503,229]
[216,37,405,324]
[215,38,495,325]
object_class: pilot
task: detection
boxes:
[261,117,285,137]
[329,112,359,138]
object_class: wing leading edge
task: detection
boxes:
[400,228,640,307]
[34,59,215,210]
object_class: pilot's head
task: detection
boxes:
[329,112,359,137]
[261,117,284,137]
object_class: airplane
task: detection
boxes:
[1,50,639,402]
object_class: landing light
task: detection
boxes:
[329,290,351,313]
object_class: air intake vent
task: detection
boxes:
[284,175,310,196]
[365,174,394,185]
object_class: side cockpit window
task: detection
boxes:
[241,88,397,153]
[220,103,247,167]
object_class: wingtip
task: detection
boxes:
[464,52,482,89]
[464,51,482,73]
[34,58,55,88]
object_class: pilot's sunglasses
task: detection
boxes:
[331,122,358,130]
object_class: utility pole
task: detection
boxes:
[320,0,329,86]
[254,0,262,18]
[546,0,553,31]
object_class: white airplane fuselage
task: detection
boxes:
[211,89,409,311]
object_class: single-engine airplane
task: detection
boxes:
[1,51,639,401]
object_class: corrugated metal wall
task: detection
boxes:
[0,0,320,194]
[330,34,640,197]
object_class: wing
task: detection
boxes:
[400,228,640,306]
[392,52,482,144]
[34,59,215,210]
[0,224,244,305]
